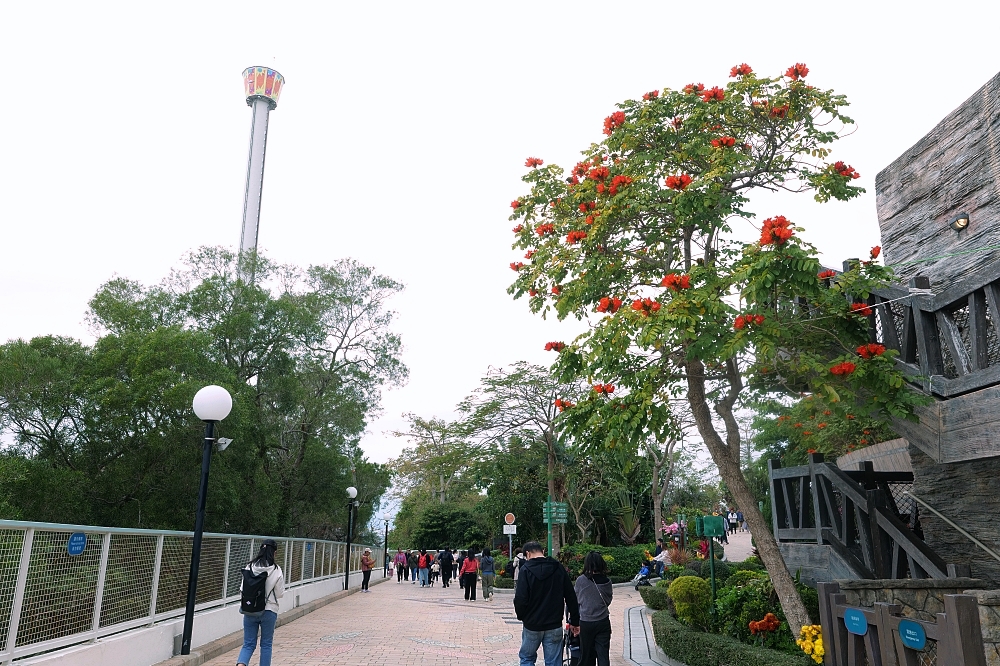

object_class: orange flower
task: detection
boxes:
[785,63,809,80]
[730,63,753,77]
[870,245,881,259]
[525,157,544,167]
[665,174,693,190]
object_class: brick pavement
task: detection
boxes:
[202,574,644,666]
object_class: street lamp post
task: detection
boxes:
[382,514,391,578]
[180,385,233,656]
[344,487,358,590]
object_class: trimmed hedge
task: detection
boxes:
[650,610,811,666]
[560,543,652,579]
[638,585,673,611]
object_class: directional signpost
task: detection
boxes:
[542,500,568,556]
[504,513,516,559]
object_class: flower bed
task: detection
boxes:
[650,610,811,666]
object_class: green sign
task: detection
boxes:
[543,501,568,524]
[696,515,727,537]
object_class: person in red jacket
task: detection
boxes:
[417,549,431,587]
[460,549,480,601]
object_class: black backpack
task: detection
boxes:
[240,568,270,616]
[504,559,515,577]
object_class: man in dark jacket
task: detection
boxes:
[438,548,454,587]
[513,541,580,666]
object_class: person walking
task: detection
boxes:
[514,541,580,666]
[512,547,525,581]
[652,538,666,577]
[480,547,496,601]
[237,539,285,666]
[394,549,408,583]
[417,548,431,587]
[460,549,479,600]
[451,548,459,582]
[736,509,745,533]
[439,547,454,587]
[574,552,613,666]
[727,509,739,535]
[456,550,467,588]
[430,556,441,586]
[360,548,375,592]
[407,549,419,584]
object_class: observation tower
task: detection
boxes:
[240,66,285,255]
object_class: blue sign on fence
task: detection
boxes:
[898,619,927,650]
[67,533,87,556]
[844,608,869,636]
[306,543,312,552]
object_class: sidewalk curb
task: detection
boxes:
[152,577,388,666]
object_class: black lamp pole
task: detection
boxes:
[344,500,357,590]
[383,519,390,578]
[180,421,215,655]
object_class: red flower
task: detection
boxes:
[830,362,856,376]
[803,432,813,436]
[846,414,855,420]
[683,83,705,95]
[593,383,615,394]
[730,63,753,77]
[573,162,589,177]
[665,174,693,190]
[863,430,870,435]
[529,289,537,297]
[833,161,861,179]
[818,423,827,429]
[711,136,737,148]
[535,223,555,236]
[823,410,831,415]
[609,174,633,195]
[672,116,683,130]
[793,423,802,428]
[850,303,873,317]
[566,230,587,244]
[643,90,659,100]
[857,343,887,359]
[585,215,595,225]
[603,111,626,135]
[760,215,794,246]
[661,273,692,291]
[552,285,561,295]
[511,200,521,209]
[870,245,881,259]
[544,341,566,352]
[525,157,544,168]
[733,315,746,330]
[818,269,837,279]
[753,314,764,325]
[631,298,660,316]
[702,86,725,102]
[525,250,535,259]
[596,296,623,314]
[510,262,525,271]
[806,448,817,454]
[785,63,809,80]
[588,166,610,181]
[566,175,580,186]
[554,398,575,412]
[579,201,597,213]
[513,225,524,233]
[596,183,606,195]
[769,105,789,118]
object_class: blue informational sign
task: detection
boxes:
[898,619,927,650]
[844,608,869,636]
[306,542,312,552]
[67,533,87,556]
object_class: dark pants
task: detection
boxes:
[579,617,612,666]
[441,565,452,586]
[462,573,477,600]
[397,565,406,582]
[361,569,372,590]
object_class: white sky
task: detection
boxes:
[2,2,997,464]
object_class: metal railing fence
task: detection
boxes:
[0,520,382,665]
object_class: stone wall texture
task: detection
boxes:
[910,444,1000,585]
[968,590,1000,666]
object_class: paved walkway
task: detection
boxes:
[203,574,646,666]
[721,527,754,562]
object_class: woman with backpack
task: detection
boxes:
[417,548,431,587]
[237,539,285,666]
[456,550,466,588]
[479,547,496,602]
[360,548,375,592]
[574,551,614,666]
[460,549,479,600]
[407,550,419,584]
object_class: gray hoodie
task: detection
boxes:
[241,562,285,614]
[574,573,613,622]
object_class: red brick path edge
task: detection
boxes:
[154,577,389,666]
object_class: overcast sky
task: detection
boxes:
[2,2,996,464]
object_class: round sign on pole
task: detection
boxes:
[505,513,516,525]
[67,533,87,556]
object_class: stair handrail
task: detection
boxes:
[905,490,1000,565]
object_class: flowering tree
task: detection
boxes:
[506,64,924,632]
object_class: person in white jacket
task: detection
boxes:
[238,539,285,666]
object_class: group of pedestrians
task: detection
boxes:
[389,546,499,601]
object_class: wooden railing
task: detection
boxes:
[768,453,969,580]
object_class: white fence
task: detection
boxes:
[0,520,381,664]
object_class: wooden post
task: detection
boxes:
[909,276,945,377]
[817,582,841,666]
[767,459,784,537]
[943,594,986,666]
[874,602,902,666]
[809,453,826,545]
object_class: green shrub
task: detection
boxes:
[701,560,732,585]
[609,575,630,584]
[667,576,712,631]
[724,569,769,589]
[685,559,702,575]
[798,582,819,625]
[493,576,515,589]
[737,556,764,570]
[560,543,652,579]
[655,578,672,588]
[639,586,673,611]
[650,610,811,666]
[714,576,796,651]
[681,568,700,579]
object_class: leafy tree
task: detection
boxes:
[388,414,470,504]
[505,64,924,631]
[474,435,550,547]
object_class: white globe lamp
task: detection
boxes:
[192,385,233,422]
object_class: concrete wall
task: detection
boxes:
[778,543,862,587]
[18,570,377,666]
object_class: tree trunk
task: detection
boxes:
[685,360,810,634]
[651,461,662,543]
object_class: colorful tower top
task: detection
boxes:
[242,67,285,110]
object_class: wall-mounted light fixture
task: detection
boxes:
[950,212,970,232]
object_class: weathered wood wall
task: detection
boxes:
[877,71,1000,287]
[837,438,912,473]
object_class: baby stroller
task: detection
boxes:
[632,560,654,590]
[563,624,580,666]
